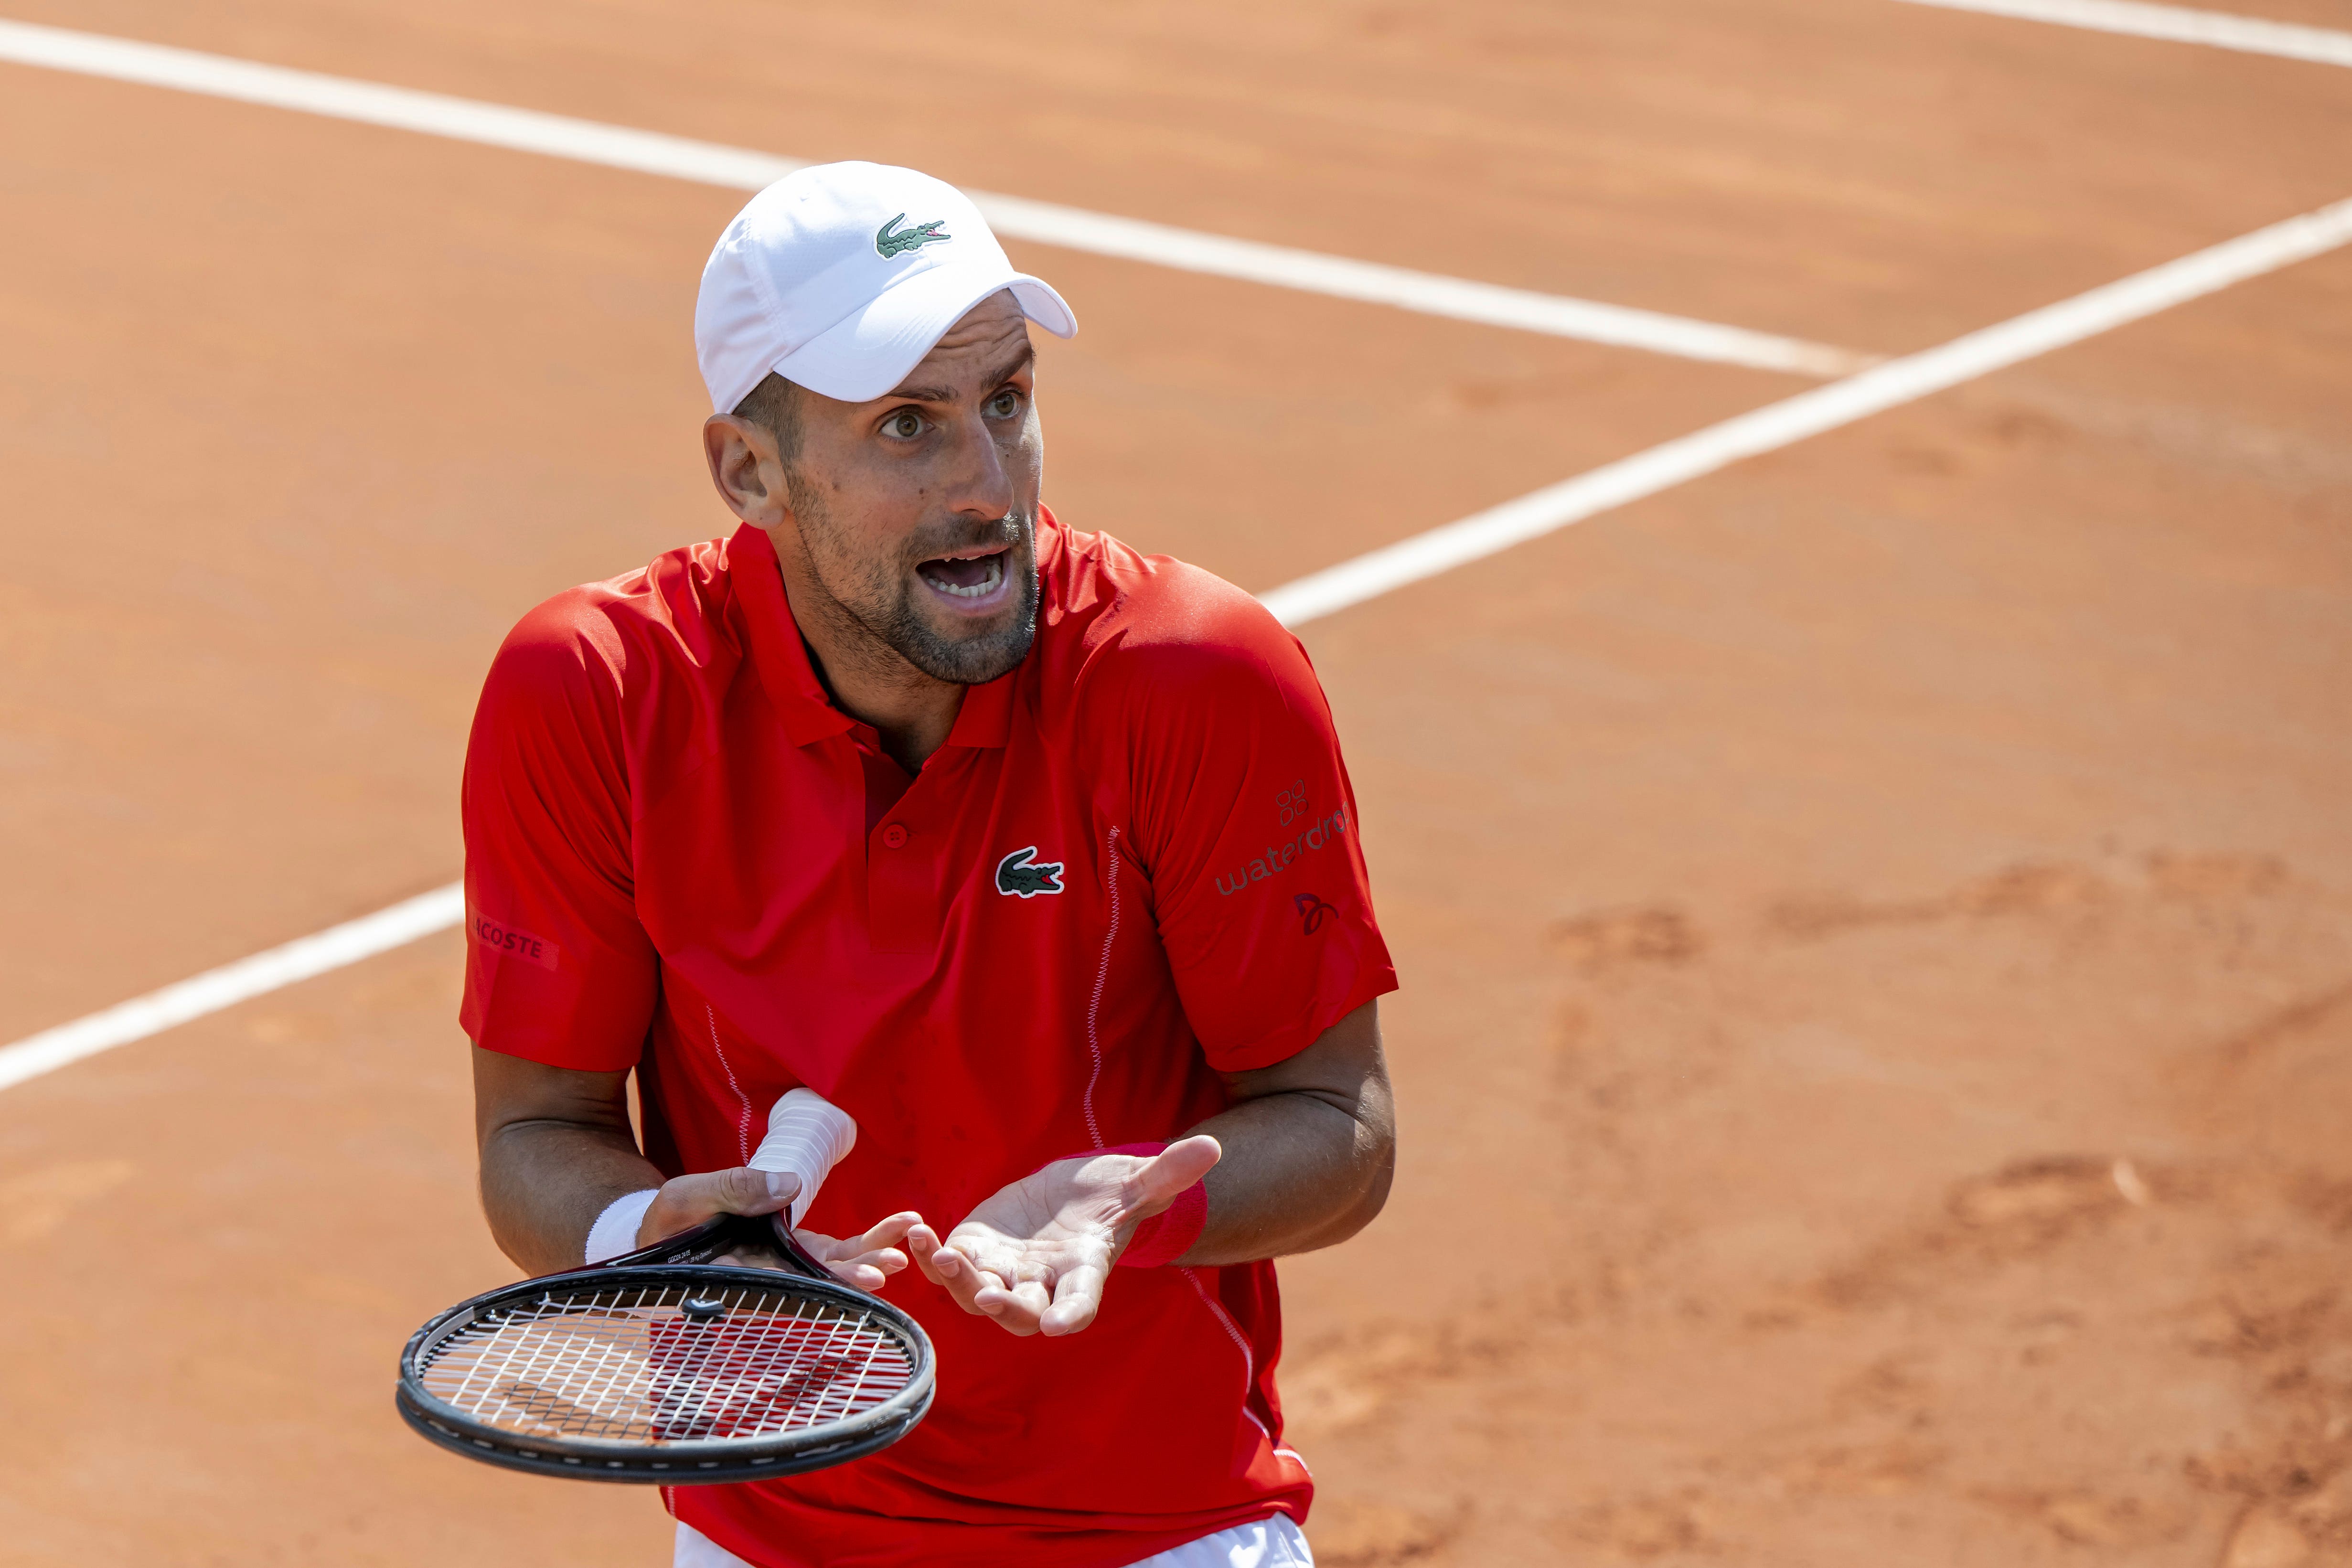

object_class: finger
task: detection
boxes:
[1039,1263,1107,1337]
[823,1247,908,1288]
[852,1211,923,1253]
[941,1232,1020,1287]
[968,1275,1009,1316]
[906,1223,946,1280]
[909,1226,995,1316]
[637,1167,801,1247]
[1145,1135,1222,1193]
[970,1281,1044,1336]
[792,1233,909,1287]
[793,1212,920,1266]
[1114,1135,1221,1224]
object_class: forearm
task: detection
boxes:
[1179,1078,1394,1266]
[479,1117,665,1276]
[471,1045,663,1275]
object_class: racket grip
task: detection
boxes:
[748,1088,857,1225]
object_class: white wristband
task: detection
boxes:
[584,1188,660,1265]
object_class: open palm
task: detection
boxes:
[910,1136,1220,1337]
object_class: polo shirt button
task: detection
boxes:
[881,823,909,849]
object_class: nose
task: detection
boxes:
[940,405,1016,523]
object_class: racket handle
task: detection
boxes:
[590,1210,839,1285]
[747,1088,857,1226]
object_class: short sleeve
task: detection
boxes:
[458,594,659,1071]
[1115,581,1397,1072]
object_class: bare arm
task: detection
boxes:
[1181,998,1394,1264]
[474,1047,670,1274]
[907,1000,1396,1335]
[470,1046,915,1283]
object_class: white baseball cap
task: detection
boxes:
[695,161,1078,414]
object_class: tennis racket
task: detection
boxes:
[396,1091,934,1484]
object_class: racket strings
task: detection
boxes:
[418,1282,914,1447]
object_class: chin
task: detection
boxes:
[891,594,1037,686]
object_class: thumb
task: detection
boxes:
[642,1166,801,1245]
[714,1164,802,1216]
[1121,1135,1220,1221]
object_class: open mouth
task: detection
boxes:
[914,544,1011,606]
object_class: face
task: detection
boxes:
[708,292,1044,687]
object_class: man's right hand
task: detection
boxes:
[637,1166,920,1291]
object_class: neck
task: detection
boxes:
[773,558,963,774]
[810,632,964,774]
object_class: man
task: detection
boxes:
[461,161,1397,1568]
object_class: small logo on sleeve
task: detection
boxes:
[470,911,560,971]
[875,213,951,259]
[1213,805,1352,897]
[1294,894,1336,935]
[995,846,1065,898]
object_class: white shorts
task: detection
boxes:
[674,1512,1314,1568]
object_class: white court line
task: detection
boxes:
[1259,194,2352,625]
[4,193,2349,1093]
[1890,0,2352,68]
[0,18,1871,379]
[0,885,464,1092]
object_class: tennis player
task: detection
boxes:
[461,161,1397,1568]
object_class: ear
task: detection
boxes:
[703,413,791,525]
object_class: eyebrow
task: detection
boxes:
[887,344,1037,405]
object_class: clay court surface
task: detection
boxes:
[4,1,2352,1563]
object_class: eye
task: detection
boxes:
[880,409,929,440]
[984,389,1024,420]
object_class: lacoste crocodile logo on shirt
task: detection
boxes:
[875,213,951,259]
[995,846,1064,897]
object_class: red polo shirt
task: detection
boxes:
[459,510,1395,1568]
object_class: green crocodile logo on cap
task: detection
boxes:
[875,213,951,259]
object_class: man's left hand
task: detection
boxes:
[908,1136,1220,1337]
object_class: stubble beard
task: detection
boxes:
[790,479,1040,687]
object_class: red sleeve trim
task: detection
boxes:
[1206,964,1399,1075]
[461,1021,642,1076]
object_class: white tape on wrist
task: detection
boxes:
[584,1188,660,1265]
[748,1087,857,1225]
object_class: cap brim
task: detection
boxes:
[772,262,1077,405]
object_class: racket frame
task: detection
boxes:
[396,1211,935,1484]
